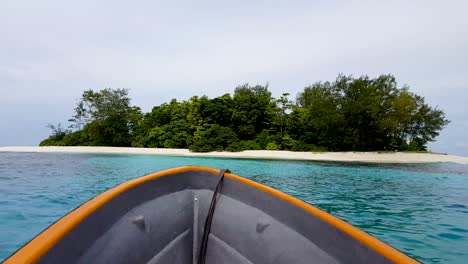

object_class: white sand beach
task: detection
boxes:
[1,146,467,164]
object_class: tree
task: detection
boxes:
[270,93,294,148]
[274,93,292,137]
[200,94,233,127]
[41,76,449,152]
[68,101,88,130]
[293,75,449,151]
[39,123,70,146]
[232,84,276,140]
[68,88,140,146]
[293,82,345,150]
[189,124,238,152]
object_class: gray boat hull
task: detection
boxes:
[6,167,417,264]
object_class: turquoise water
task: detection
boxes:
[1,153,468,263]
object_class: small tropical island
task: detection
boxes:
[14,74,464,163]
[39,74,449,151]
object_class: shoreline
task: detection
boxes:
[1,146,467,164]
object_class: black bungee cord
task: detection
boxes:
[197,169,230,264]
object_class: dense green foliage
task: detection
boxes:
[40,75,449,152]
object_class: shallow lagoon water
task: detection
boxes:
[1,152,468,263]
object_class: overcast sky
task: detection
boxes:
[1,0,467,156]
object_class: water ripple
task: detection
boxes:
[0,152,468,263]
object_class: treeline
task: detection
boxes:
[40,74,449,152]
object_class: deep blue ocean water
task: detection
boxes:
[1,152,468,263]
